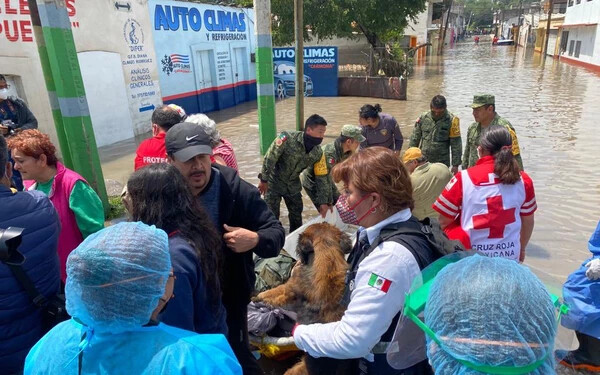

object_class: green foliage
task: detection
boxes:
[107,195,126,221]
[269,0,427,47]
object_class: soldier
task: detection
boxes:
[409,95,462,174]
[359,104,403,152]
[463,94,524,170]
[258,114,330,232]
[302,124,365,208]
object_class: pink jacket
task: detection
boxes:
[25,162,85,281]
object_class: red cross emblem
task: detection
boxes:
[472,196,516,239]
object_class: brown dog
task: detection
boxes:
[256,222,353,375]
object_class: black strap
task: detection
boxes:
[5,262,48,308]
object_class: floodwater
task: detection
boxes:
[99,38,600,373]
[102,39,600,286]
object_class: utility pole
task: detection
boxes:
[543,0,554,59]
[439,0,453,54]
[517,0,523,45]
[253,0,277,155]
[27,0,108,213]
[294,0,304,131]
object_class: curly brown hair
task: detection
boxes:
[6,129,58,167]
[332,147,414,213]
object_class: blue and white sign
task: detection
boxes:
[149,0,256,114]
[272,47,338,98]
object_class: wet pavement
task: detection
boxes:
[100,40,599,374]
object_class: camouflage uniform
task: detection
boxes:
[260,130,329,231]
[409,110,462,167]
[301,139,350,207]
[462,113,524,170]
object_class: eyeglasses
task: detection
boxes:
[403,253,570,375]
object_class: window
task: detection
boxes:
[568,0,574,6]
[560,31,569,54]
[576,0,581,4]
[569,40,575,56]
[575,41,582,57]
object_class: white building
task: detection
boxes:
[560,0,600,70]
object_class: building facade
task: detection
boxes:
[560,0,600,70]
[0,0,256,149]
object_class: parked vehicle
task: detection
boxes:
[273,61,314,99]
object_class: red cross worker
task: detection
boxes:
[433,125,536,262]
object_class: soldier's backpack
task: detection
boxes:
[253,250,296,294]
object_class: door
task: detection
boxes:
[194,49,217,112]
[231,46,249,103]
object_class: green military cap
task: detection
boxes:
[469,94,495,108]
[341,124,366,142]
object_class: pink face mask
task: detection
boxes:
[335,193,375,226]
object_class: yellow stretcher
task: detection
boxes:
[249,334,299,359]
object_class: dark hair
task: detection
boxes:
[126,163,222,308]
[431,95,447,109]
[339,135,351,143]
[0,74,5,82]
[480,125,520,184]
[359,104,382,119]
[0,134,7,177]
[332,147,414,213]
[151,105,183,131]
[305,114,327,129]
[483,103,496,112]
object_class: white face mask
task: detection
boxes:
[0,89,9,100]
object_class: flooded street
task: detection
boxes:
[101,40,600,287]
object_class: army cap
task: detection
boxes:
[165,122,213,162]
[402,147,422,164]
[341,125,366,142]
[469,94,495,108]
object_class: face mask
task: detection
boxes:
[303,132,323,152]
[335,193,375,226]
[0,89,8,100]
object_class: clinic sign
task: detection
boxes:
[272,46,338,98]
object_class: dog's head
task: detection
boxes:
[296,223,353,266]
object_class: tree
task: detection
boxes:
[267,0,427,75]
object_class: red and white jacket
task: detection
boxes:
[433,156,536,261]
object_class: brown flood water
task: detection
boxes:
[100,41,600,288]
[99,40,600,374]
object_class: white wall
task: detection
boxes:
[563,0,600,66]
[78,51,135,147]
[404,2,431,44]
[0,0,162,153]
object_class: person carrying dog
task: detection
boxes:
[292,147,447,375]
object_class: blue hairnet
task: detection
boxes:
[65,222,171,333]
[424,255,557,374]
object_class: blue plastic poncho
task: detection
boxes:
[561,220,600,339]
[424,255,557,374]
[24,222,241,375]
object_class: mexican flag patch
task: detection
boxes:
[368,273,391,293]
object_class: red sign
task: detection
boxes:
[0,0,77,43]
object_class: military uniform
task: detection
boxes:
[409,110,462,167]
[260,130,329,231]
[301,139,347,207]
[462,113,524,170]
[361,113,404,151]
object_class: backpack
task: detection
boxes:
[1,227,69,333]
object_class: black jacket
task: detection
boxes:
[203,164,284,307]
[1,97,38,131]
